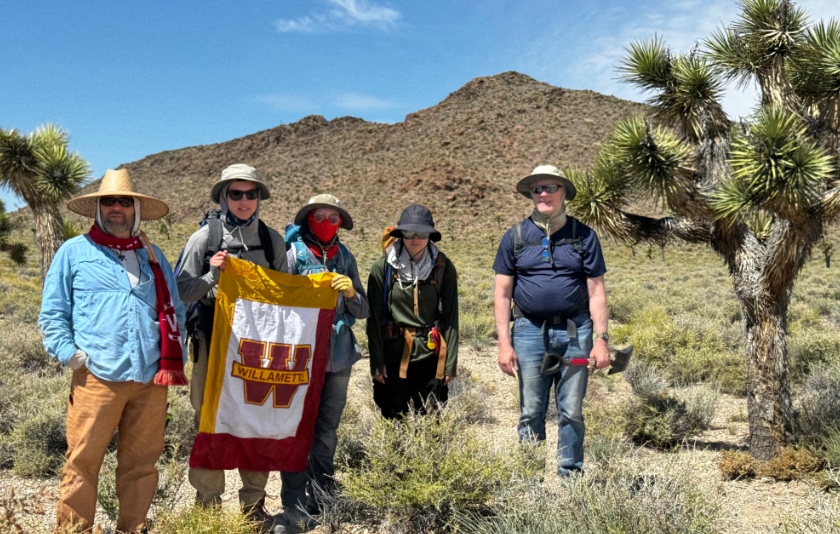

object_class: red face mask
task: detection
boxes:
[308,212,340,243]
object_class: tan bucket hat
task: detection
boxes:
[294,194,353,230]
[67,169,169,220]
[516,164,577,201]
[210,164,271,204]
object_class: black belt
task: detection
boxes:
[511,301,589,340]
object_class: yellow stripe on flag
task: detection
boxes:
[200,257,338,434]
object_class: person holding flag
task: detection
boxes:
[39,168,186,533]
[276,194,369,533]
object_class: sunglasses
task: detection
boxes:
[530,184,562,195]
[541,236,554,265]
[100,197,134,208]
[311,212,342,225]
[228,188,259,201]
[402,232,430,240]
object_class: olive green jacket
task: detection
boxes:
[366,250,459,378]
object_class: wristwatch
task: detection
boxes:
[595,332,610,343]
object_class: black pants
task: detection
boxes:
[373,356,449,419]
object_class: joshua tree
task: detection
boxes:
[569,0,840,459]
[0,125,90,279]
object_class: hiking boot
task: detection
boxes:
[243,498,275,533]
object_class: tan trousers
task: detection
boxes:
[188,338,268,507]
[56,367,167,533]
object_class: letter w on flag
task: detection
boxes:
[189,257,337,472]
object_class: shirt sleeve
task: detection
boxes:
[38,244,78,365]
[492,229,516,276]
[176,226,218,304]
[365,256,387,375]
[582,227,607,278]
[439,259,459,377]
[342,252,370,320]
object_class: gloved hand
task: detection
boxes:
[331,274,356,299]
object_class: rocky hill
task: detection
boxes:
[72,71,647,243]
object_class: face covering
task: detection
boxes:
[308,212,340,243]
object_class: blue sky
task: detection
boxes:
[3,0,839,211]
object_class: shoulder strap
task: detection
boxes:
[512,221,525,261]
[257,219,275,268]
[207,216,223,255]
[433,250,447,289]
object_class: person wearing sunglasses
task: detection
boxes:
[366,204,459,419]
[176,163,287,528]
[492,164,610,477]
[40,169,186,533]
[274,194,370,533]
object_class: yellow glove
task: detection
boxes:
[331,274,356,299]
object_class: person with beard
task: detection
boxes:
[176,164,286,527]
[493,164,610,477]
[366,204,459,419]
[274,194,369,534]
[39,168,187,533]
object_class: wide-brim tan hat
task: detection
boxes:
[294,194,353,230]
[210,163,271,204]
[516,164,577,201]
[67,168,169,220]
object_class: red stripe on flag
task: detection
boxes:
[189,307,335,472]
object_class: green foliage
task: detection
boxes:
[62,219,83,241]
[624,364,719,449]
[455,455,722,534]
[155,503,256,534]
[334,406,539,532]
[795,364,840,448]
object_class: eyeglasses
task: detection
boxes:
[311,212,342,225]
[100,197,134,208]
[541,236,554,265]
[530,184,562,195]
[402,232,430,240]
[228,188,259,201]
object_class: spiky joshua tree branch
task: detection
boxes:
[570,0,840,460]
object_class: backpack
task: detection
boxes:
[511,217,583,262]
[381,241,448,327]
[174,209,278,353]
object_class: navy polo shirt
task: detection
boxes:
[492,217,607,318]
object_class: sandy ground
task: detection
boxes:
[1,345,832,533]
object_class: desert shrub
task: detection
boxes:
[624,360,668,398]
[334,372,379,472]
[5,409,67,477]
[624,383,718,450]
[458,310,496,351]
[155,502,256,534]
[446,367,494,424]
[822,429,840,468]
[332,405,539,532]
[454,455,722,534]
[62,219,83,241]
[718,451,759,480]
[794,364,840,448]
[97,452,120,520]
[3,243,28,266]
[778,491,840,533]
[788,328,840,379]
[0,321,61,376]
[759,447,822,481]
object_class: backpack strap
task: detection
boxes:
[512,217,584,262]
[257,219,275,269]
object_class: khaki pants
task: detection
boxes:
[57,368,167,533]
[188,338,268,507]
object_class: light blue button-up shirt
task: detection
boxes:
[39,234,187,383]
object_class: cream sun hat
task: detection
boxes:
[67,168,169,220]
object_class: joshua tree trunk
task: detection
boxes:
[741,294,794,460]
[31,202,66,279]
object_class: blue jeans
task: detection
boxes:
[512,314,592,475]
[281,366,352,516]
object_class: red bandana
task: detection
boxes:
[306,214,340,259]
[88,224,187,386]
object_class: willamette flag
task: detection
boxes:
[189,256,337,472]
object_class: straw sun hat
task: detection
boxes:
[67,168,169,220]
